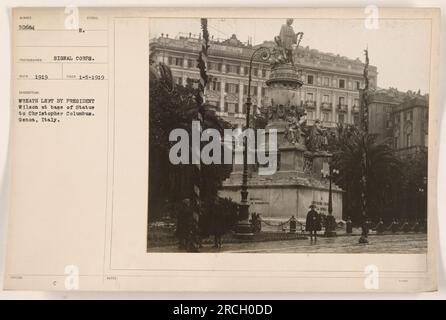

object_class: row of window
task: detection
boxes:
[175,76,361,108]
[167,56,185,67]
[206,80,267,96]
[305,110,359,124]
[394,134,413,149]
[392,109,418,149]
[393,110,414,125]
[167,56,371,90]
[306,74,365,90]
[167,56,268,78]
[207,102,260,115]
[305,92,360,106]
[208,62,268,78]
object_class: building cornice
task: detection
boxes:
[151,37,378,78]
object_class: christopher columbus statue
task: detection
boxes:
[279,19,302,64]
[271,18,303,66]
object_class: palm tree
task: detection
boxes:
[332,125,403,223]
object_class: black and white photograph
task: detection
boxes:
[147,16,430,254]
[2,5,442,295]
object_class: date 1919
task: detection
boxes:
[78,75,105,80]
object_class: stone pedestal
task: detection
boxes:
[220,63,344,223]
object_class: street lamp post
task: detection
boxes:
[321,161,339,237]
[235,46,270,239]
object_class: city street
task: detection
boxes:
[149,233,427,254]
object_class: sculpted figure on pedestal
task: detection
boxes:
[306,120,328,151]
[284,107,307,146]
[269,18,304,67]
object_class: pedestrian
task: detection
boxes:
[207,198,227,250]
[358,214,369,244]
[306,204,321,241]
[289,215,297,233]
[251,213,262,233]
[346,216,353,234]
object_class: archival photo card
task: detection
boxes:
[4,7,439,292]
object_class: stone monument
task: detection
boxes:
[219,20,343,223]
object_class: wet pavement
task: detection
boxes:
[148,233,427,254]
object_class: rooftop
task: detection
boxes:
[371,87,428,107]
[151,33,377,75]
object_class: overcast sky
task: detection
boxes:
[149,18,432,93]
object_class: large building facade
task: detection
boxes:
[150,33,428,158]
[150,33,378,127]
[392,95,429,157]
[366,88,428,158]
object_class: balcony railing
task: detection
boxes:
[304,100,316,108]
[337,104,348,113]
[352,105,360,113]
[306,119,338,128]
[321,102,332,110]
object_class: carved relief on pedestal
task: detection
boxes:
[303,153,314,174]
[262,104,305,122]
[306,119,329,152]
[261,103,308,147]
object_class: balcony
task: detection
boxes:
[321,102,332,111]
[304,100,316,109]
[352,105,360,113]
[337,104,348,113]
[306,119,338,128]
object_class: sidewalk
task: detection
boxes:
[147,230,308,248]
[147,225,427,249]
[148,233,428,254]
